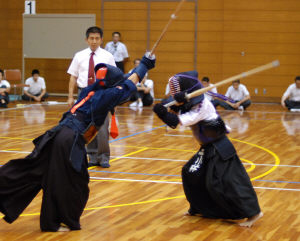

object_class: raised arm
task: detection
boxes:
[127,53,155,85]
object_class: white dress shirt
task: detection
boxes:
[105,41,129,62]
[204,83,217,101]
[24,77,46,95]
[68,47,116,88]
[283,83,300,101]
[225,84,249,101]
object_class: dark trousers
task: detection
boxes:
[22,92,49,101]
[131,91,154,106]
[0,85,9,107]
[217,99,251,110]
[0,126,89,231]
[77,88,110,164]
[285,100,300,110]
[116,61,124,73]
[0,93,9,108]
[87,115,110,164]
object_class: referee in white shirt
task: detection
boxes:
[218,79,251,111]
[105,32,129,73]
[281,76,300,111]
[67,26,116,168]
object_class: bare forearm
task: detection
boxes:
[281,95,288,104]
[225,100,234,107]
[281,95,288,107]
[68,76,77,98]
[39,89,46,97]
[24,90,34,98]
[238,95,250,105]
[128,73,140,85]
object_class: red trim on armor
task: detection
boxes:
[70,91,95,114]
[96,67,107,80]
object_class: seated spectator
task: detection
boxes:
[201,76,218,107]
[129,77,154,107]
[128,58,148,79]
[128,59,154,107]
[22,69,48,102]
[281,76,300,112]
[0,69,10,108]
[218,79,251,111]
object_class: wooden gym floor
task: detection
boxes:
[0,101,300,241]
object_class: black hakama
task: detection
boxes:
[181,136,261,220]
[0,124,89,231]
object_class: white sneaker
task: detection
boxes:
[238,106,244,111]
[129,101,138,107]
[290,108,300,112]
[138,102,143,108]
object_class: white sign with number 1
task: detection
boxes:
[24,1,36,14]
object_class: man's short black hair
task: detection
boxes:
[0,69,3,76]
[32,69,40,76]
[202,77,209,82]
[112,31,121,37]
[233,79,240,84]
[86,26,103,38]
[295,76,300,81]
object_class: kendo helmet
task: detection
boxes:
[169,70,204,107]
[94,63,124,88]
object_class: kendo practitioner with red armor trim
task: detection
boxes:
[154,71,263,227]
[0,53,155,232]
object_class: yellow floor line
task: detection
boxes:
[0,195,185,218]
[241,158,256,172]
[230,138,280,181]
[111,144,195,152]
[0,136,33,141]
[110,148,148,163]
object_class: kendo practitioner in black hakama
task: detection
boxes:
[153,71,263,227]
[0,53,155,232]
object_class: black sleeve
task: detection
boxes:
[160,112,180,129]
[153,103,179,129]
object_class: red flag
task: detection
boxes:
[110,113,119,138]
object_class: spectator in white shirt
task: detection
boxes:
[67,26,116,168]
[0,69,10,108]
[105,32,129,73]
[22,69,48,102]
[281,76,300,112]
[201,77,218,107]
[218,79,251,110]
[129,59,154,107]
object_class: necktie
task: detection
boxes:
[88,52,95,86]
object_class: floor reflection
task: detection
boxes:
[0,112,10,135]
[23,104,46,124]
[222,111,250,134]
[281,112,300,136]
